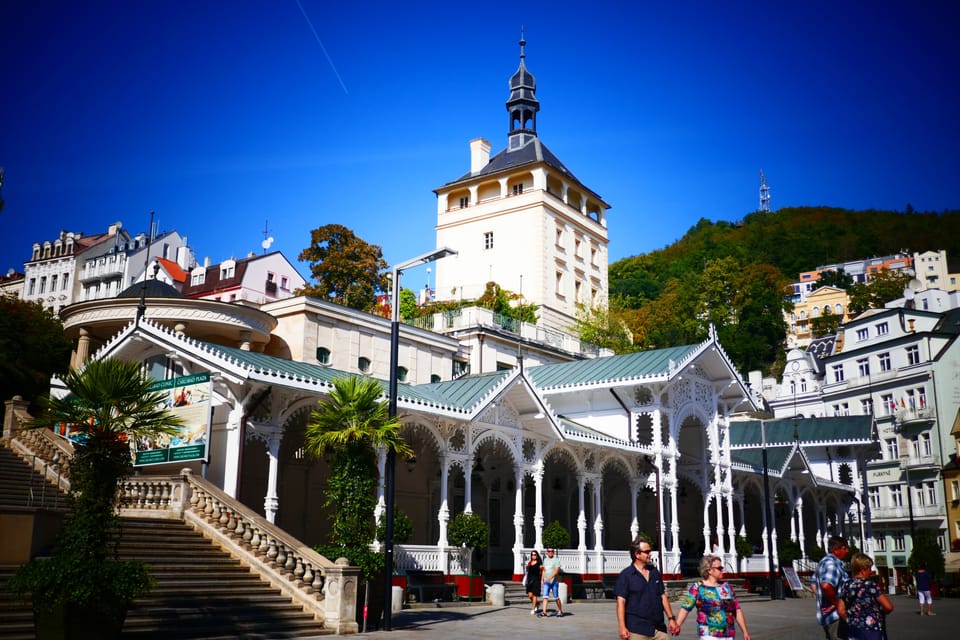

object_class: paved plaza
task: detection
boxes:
[345,593,958,639]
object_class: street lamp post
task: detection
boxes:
[383,247,457,631]
[760,421,782,600]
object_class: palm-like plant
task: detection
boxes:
[10,358,184,636]
[304,375,411,549]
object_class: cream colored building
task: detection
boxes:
[787,285,852,348]
[433,39,610,333]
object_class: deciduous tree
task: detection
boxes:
[296,224,388,312]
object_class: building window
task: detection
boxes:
[39,277,47,294]
[951,479,960,501]
[459,196,469,209]
[892,532,905,551]
[555,227,563,246]
[861,398,873,415]
[266,272,275,283]
[280,276,289,290]
[877,322,889,336]
[483,232,494,250]
[874,535,886,551]
[857,358,870,377]
[397,366,408,382]
[512,183,524,195]
[431,374,441,384]
[911,432,932,458]
[191,271,204,286]
[906,345,920,365]
[832,402,849,416]
[574,238,582,258]
[221,265,235,279]
[890,486,903,508]
[555,271,563,296]
[316,347,331,365]
[358,357,371,373]
[62,273,69,290]
[574,280,582,302]
[832,364,844,383]
[28,278,36,295]
[878,352,891,371]
[884,438,898,460]
[590,247,597,266]
[856,328,869,341]
[881,393,895,416]
[869,487,880,509]
[800,378,807,392]
[922,481,937,506]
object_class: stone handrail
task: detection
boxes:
[10,426,360,634]
[120,469,359,633]
[8,426,74,495]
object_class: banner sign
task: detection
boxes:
[134,372,212,467]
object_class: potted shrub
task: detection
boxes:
[8,358,183,640]
[542,520,571,550]
[448,512,489,600]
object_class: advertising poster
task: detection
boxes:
[134,372,212,467]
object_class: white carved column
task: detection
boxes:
[592,477,604,552]
[222,402,244,497]
[797,497,807,560]
[438,456,450,548]
[263,429,281,523]
[577,474,587,551]
[464,456,474,514]
[534,464,545,551]
[629,480,639,542]
[513,468,525,575]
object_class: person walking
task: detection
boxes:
[675,555,750,639]
[839,553,893,640]
[914,563,934,616]
[615,537,680,640]
[540,548,564,618]
[525,550,543,615]
[814,536,851,640]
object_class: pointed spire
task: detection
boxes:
[507,30,539,149]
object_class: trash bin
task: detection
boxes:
[558,581,569,604]
[392,586,404,612]
[488,583,505,606]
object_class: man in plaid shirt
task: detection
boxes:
[814,536,850,639]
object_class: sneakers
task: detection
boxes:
[928,611,936,616]
[556,612,564,618]
[530,608,537,615]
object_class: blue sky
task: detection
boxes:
[2,0,958,283]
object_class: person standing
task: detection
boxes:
[675,555,750,639]
[615,537,680,640]
[525,550,543,615]
[540,548,564,618]
[839,553,893,640]
[914,563,934,616]
[814,536,851,640]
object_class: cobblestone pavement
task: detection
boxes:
[339,593,958,639]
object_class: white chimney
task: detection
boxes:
[470,138,491,174]
[204,257,210,268]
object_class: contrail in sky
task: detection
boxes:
[294,0,349,95]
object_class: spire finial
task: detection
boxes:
[519,26,526,60]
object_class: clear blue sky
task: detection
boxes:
[2,0,958,281]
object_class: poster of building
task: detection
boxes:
[134,372,212,466]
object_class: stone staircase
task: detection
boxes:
[0,438,340,640]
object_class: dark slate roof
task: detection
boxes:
[528,344,700,390]
[117,279,185,299]
[934,307,960,335]
[729,416,874,448]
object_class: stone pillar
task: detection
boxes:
[464,457,474,514]
[797,497,807,560]
[577,474,587,551]
[533,465,544,550]
[3,396,30,439]
[238,330,252,351]
[592,477,603,552]
[263,430,281,523]
[323,557,360,634]
[74,327,91,368]
[438,456,450,548]
[629,481,639,542]
[512,468,524,575]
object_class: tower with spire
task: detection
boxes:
[432,35,611,332]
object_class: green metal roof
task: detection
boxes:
[729,416,874,448]
[403,371,513,414]
[528,344,700,389]
[731,447,795,475]
[558,416,637,447]
[213,344,347,386]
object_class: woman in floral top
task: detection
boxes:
[839,553,893,640]
[675,555,750,639]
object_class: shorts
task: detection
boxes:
[918,589,932,605]
[541,581,559,599]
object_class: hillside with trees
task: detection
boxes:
[601,207,960,374]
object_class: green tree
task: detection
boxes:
[908,529,945,580]
[448,512,489,575]
[476,281,538,323]
[847,268,912,315]
[541,521,570,550]
[0,294,72,414]
[302,376,411,548]
[296,224,389,312]
[572,302,635,354]
[10,358,183,621]
[398,288,418,321]
[813,269,854,291]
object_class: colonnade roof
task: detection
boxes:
[729,416,875,448]
[528,344,700,389]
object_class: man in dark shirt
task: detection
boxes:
[615,537,679,640]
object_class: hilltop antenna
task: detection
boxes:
[759,170,771,212]
[261,220,275,253]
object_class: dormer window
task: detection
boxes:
[358,357,371,373]
[316,347,331,365]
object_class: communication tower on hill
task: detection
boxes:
[759,169,771,212]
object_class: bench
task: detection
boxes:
[405,570,457,604]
